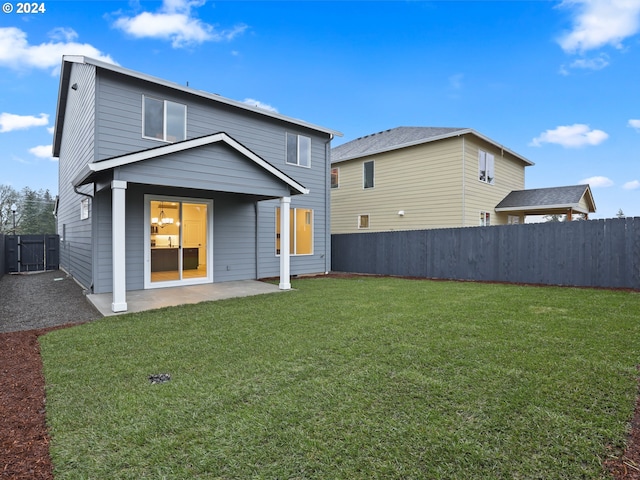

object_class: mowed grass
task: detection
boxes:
[40,277,640,479]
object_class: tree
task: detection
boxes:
[544,214,564,222]
[616,209,625,218]
[0,185,20,234]
[0,185,56,234]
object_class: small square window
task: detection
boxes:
[358,214,370,229]
[80,198,89,220]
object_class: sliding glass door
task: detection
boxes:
[146,196,212,288]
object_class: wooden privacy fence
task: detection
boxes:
[4,235,60,274]
[331,217,640,290]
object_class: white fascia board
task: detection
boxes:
[466,129,534,166]
[72,133,309,195]
[63,56,342,138]
[496,203,587,213]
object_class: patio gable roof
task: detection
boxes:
[495,184,596,216]
[72,132,309,196]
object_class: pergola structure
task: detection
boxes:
[496,184,596,221]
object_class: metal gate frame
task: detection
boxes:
[4,235,59,273]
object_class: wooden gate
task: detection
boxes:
[4,235,59,273]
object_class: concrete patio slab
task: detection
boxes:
[87,280,284,316]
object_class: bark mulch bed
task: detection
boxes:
[1,271,639,478]
[1,270,102,479]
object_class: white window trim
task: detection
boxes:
[80,198,89,220]
[331,166,339,189]
[478,150,495,185]
[363,160,375,189]
[286,133,311,168]
[142,95,187,143]
[480,211,491,226]
[275,206,314,256]
[358,214,370,229]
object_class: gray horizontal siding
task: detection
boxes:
[89,66,333,291]
[116,142,290,197]
[57,62,96,289]
[214,196,257,282]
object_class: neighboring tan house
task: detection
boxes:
[53,56,340,313]
[330,126,595,233]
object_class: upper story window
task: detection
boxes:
[286,133,311,167]
[363,160,374,189]
[143,96,186,143]
[478,150,495,184]
[331,167,339,188]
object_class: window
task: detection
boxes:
[480,211,491,226]
[478,150,495,184]
[331,167,339,189]
[276,207,313,255]
[286,133,311,167]
[508,215,520,225]
[143,96,186,142]
[358,214,370,229]
[363,160,374,189]
[80,198,89,220]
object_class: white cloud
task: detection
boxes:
[29,145,55,160]
[569,54,610,70]
[113,0,247,48]
[629,119,640,131]
[0,112,49,133]
[580,176,614,187]
[558,0,640,53]
[242,98,278,113]
[623,180,640,189]
[0,27,116,72]
[530,124,609,148]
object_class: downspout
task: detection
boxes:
[254,201,259,280]
[74,184,95,292]
[461,136,466,227]
[324,134,334,274]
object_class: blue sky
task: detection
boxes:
[1,0,639,218]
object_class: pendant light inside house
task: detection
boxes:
[158,202,174,227]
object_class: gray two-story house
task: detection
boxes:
[53,56,340,313]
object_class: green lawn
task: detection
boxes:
[40,277,640,479]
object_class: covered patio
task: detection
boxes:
[496,184,596,221]
[87,279,285,316]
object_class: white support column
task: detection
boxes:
[111,180,128,312]
[279,196,291,290]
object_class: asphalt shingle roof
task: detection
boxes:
[495,185,594,210]
[331,126,467,163]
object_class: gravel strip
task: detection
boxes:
[0,270,103,333]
